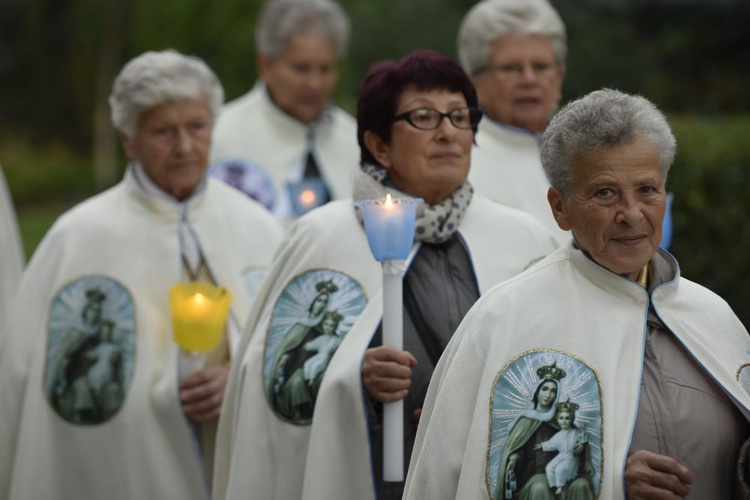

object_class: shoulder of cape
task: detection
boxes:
[470,247,570,313]
[204,177,280,227]
[466,195,557,244]
[658,274,742,326]
[46,183,127,235]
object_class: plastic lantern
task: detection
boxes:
[355,194,421,261]
[286,178,328,217]
[169,282,232,353]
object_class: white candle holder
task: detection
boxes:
[355,194,421,482]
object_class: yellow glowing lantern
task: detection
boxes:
[169,282,232,352]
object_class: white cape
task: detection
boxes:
[0,166,24,323]
[211,83,360,221]
[469,119,570,244]
[213,196,558,500]
[405,243,750,499]
[0,169,282,500]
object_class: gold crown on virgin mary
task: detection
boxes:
[537,361,566,381]
[556,398,580,413]
[315,279,339,294]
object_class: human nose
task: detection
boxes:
[615,194,643,225]
[518,64,540,84]
[305,68,329,92]
[174,128,193,153]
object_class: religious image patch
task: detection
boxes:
[263,269,366,424]
[209,157,276,210]
[737,363,750,397]
[44,276,136,425]
[486,351,602,500]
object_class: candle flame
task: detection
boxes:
[385,193,394,209]
[193,293,206,305]
[300,189,316,206]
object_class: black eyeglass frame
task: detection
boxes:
[391,107,483,131]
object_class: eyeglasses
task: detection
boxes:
[478,62,557,80]
[392,107,483,131]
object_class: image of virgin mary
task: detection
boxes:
[495,361,597,500]
[269,279,339,422]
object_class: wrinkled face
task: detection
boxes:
[548,137,666,280]
[260,33,339,124]
[121,98,212,201]
[557,411,573,429]
[536,380,558,411]
[366,87,474,205]
[471,34,564,134]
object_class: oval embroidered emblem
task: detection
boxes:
[487,351,602,500]
[209,157,276,211]
[264,269,367,424]
[45,276,136,425]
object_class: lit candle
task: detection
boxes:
[355,194,421,482]
[300,188,317,208]
[287,178,327,217]
[169,283,232,353]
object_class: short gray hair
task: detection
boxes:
[109,49,224,139]
[541,89,676,197]
[255,0,350,59]
[457,0,567,75]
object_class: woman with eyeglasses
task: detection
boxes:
[212,50,558,500]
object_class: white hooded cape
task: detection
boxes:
[0,169,282,500]
[211,83,359,221]
[469,119,569,244]
[213,196,558,500]
[0,166,24,322]
[404,243,750,500]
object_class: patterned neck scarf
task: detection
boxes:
[352,163,473,244]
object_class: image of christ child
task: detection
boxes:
[533,400,587,495]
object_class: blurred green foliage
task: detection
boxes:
[668,115,750,327]
[1,0,748,324]
[0,131,95,205]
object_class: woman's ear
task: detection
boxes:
[547,187,573,231]
[363,130,393,170]
[118,130,136,159]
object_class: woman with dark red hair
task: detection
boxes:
[213,50,558,500]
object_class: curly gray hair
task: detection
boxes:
[541,88,676,197]
[255,0,350,59]
[457,0,566,75]
[109,49,224,139]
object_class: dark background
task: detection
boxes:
[2,0,749,325]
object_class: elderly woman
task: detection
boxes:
[404,89,750,500]
[458,0,569,242]
[212,50,557,500]
[0,50,282,500]
[211,0,359,222]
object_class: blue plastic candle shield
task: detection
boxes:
[355,195,421,261]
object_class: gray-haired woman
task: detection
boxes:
[211,0,359,223]
[405,89,750,499]
[0,49,282,500]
